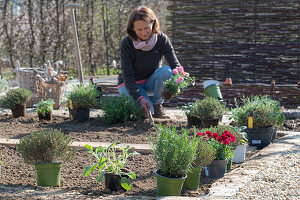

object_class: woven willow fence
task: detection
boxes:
[167,0,300,84]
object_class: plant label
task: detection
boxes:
[252,140,261,144]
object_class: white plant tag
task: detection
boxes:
[252,140,261,144]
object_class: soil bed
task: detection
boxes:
[0,111,298,199]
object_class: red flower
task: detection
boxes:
[217,136,223,143]
[223,138,230,145]
[205,131,212,137]
[196,132,205,137]
[212,132,219,139]
[229,136,235,143]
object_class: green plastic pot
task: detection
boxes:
[203,84,223,99]
[182,166,202,189]
[227,159,232,171]
[154,170,187,196]
[34,162,62,186]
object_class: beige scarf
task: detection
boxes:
[133,33,158,51]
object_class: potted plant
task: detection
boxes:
[151,124,198,196]
[231,95,285,149]
[101,95,145,124]
[197,130,235,178]
[66,83,100,122]
[83,141,139,191]
[16,129,74,186]
[183,134,216,189]
[162,66,195,100]
[0,88,32,117]
[201,125,248,168]
[35,98,55,121]
[182,97,227,128]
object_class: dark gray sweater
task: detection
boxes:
[118,32,180,101]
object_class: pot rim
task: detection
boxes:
[154,170,187,180]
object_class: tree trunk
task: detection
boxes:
[39,0,46,64]
[28,0,35,67]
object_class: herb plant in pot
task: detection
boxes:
[0,88,32,117]
[66,84,100,122]
[151,124,198,196]
[35,98,55,121]
[231,96,284,149]
[182,97,226,128]
[83,141,139,191]
[16,129,74,186]
[197,130,235,178]
[183,135,216,189]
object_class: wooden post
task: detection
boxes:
[65,4,83,84]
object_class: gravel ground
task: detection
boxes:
[235,145,300,200]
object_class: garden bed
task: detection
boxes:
[0,109,298,199]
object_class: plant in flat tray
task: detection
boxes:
[0,88,32,117]
[35,98,55,121]
[151,124,198,196]
[162,66,195,100]
[83,141,139,191]
[101,94,145,124]
[16,129,74,186]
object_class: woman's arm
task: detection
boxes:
[120,38,142,101]
[161,33,181,69]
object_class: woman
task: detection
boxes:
[118,6,181,118]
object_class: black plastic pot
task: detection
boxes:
[203,119,219,128]
[11,104,26,118]
[69,108,90,122]
[246,127,273,149]
[187,115,202,128]
[271,127,278,142]
[104,173,128,192]
[206,160,227,178]
[38,111,52,122]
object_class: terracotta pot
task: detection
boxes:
[224,78,232,85]
[11,104,26,118]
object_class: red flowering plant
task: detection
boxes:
[162,66,195,100]
[196,130,235,160]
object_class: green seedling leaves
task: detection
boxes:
[121,177,131,191]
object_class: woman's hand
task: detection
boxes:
[138,96,151,117]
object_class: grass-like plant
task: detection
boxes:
[101,95,145,124]
[35,98,54,117]
[16,129,74,164]
[0,88,32,109]
[66,84,100,109]
[83,141,139,191]
[0,75,8,93]
[231,95,285,128]
[193,135,216,167]
[182,97,226,120]
[151,124,198,178]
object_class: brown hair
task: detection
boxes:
[126,6,160,41]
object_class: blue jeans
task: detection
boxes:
[118,65,172,114]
